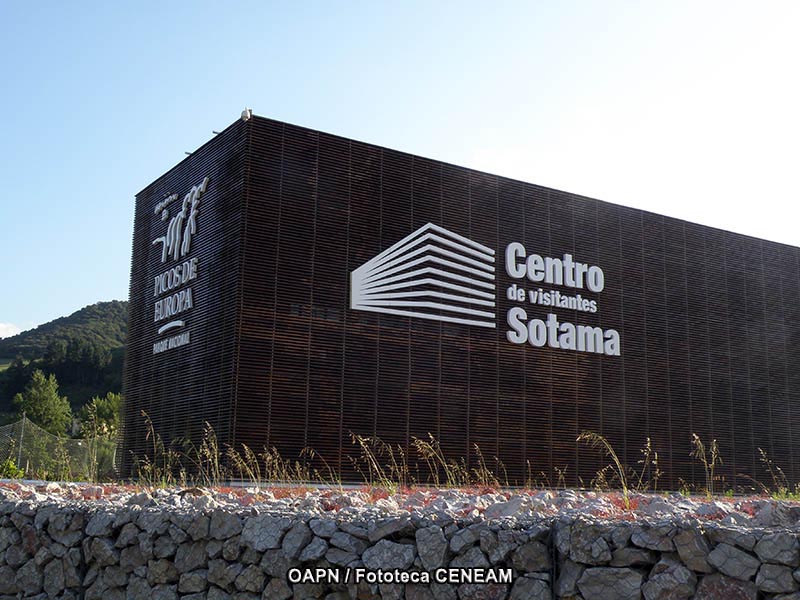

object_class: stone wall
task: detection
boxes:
[1,497,799,599]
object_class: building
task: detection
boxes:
[122,114,800,489]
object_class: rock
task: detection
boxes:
[706,525,757,551]
[554,521,571,556]
[610,546,658,567]
[116,523,140,548]
[151,584,178,600]
[480,529,518,565]
[154,535,177,559]
[309,519,338,539]
[259,549,298,579]
[577,567,642,600]
[696,501,732,518]
[429,582,457,600]
[330,531,368,554]
[91,538,120,566]
[147,559,179,585]
[0,565,19,594]
[642,556,696,599]
[325,547,359,567]
[299,536,328,561]
[511,540,551,572]
[571,523,612,564]
[168,524,188,544]
[631,523,675,552]
[209,512,242,540]
[234,565,264,593]
[137,511,170,536]
[673,529,713,573]
[509,575,550,600]
[754,501,792,527]
[707,543,760,580]
[694,573,757,600]
[121,545,147,571]
[369,517,410,542]
[206,540,223,559]
[0,527,20,552]
[187,515,210,541]
[113,507,138,528]
[484,496,526,519]
[451,546,490,569]
[378,582,403,600]
[104,565,129,588]
[6,543,29,568]
[179,570,209,594]
[756,563,798,593]
[15,560,43,595]
[126,575,152,600]
[755,532,800,566]
[63,555,81,587]
[20,523,37,554]
[407,583,439,600]
[240,547,260,565]
[86,511,116,537]
[363,540,416,570]
[175,541,207,572]
[291,582,325,599]
[34,546,53,567]
[456,582,508,600]
[417,526,449,571]
[450,526,482,554]
[642,498,677,517]
[555,559,584,597]
[208,559,242,589]
[85,578,109,600]
[338,521,368,539]
[127,492,154,506]
[222,536,240,561]
[240,516,291,551]
[261,578,292,600]
[42,557,65,597]
[281,521,312,559]
[610,523,633,549]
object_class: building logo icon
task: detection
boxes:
[350,223,496,328]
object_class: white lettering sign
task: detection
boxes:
[503,242,620,356]
[149,176,210,353]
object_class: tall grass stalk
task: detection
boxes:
[690,433,722,499]
[578,431,631,509]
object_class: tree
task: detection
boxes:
[78,392,122,438]
[0,356,32,408]
[13,370,72,436]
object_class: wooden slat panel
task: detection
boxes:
[123,115,800,490]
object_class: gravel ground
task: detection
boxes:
[2,481,798,529]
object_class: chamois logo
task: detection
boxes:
[152,177,209,263]
[350,223,496,328]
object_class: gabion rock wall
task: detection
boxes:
[2,498,800,599]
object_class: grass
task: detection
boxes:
[0,358,13,373]
[6,408,794,503]
[690,434,722,499]
[126,417,800,503]
[578,431,635,509]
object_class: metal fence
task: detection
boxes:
[0,417,118,482]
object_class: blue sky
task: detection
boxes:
[1,1,799,337]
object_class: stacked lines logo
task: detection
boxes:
[350,223,496,328]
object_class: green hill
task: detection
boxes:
[0,300,128,414]
[0,301,128,360]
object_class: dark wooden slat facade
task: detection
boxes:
[123,115,800,489]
